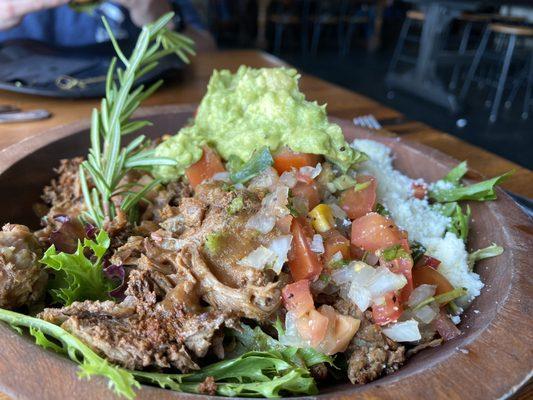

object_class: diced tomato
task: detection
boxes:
[185,146,225,188]
[388,257,414,303]
[412,264,454,298]
[372,293,403,326]
[316,305,360,355]
[339,175,377,220]
[292,181,321,210]
[273,148,320,175]
[288,217,323,281]
[414,255,441,270]
[351,212,402,253]
[282,280,314,317]
[322,229,350,265]
[296,309,329,347]
[411,182,428,200]
[434,311,461,341]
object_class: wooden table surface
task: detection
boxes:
[0,49,531,400]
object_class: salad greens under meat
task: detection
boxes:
[0,13,509,399]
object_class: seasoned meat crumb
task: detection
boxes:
[334,299,405,384]
[198,376,217,395]
[0,224,46,309]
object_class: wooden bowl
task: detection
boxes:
[0,105,531,400]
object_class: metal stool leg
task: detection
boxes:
[343,20,357,55]
[311,20,322,55]
[460,26,491,100]
[522,52,533,120]
[274,23,284,54]
[449,21,473,90]
[489,33,516,123]
[387,17,412,76]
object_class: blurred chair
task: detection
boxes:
[269,0,308,54]
[448,13,492,91]
[207,0,249,45]
[338,0,370,56]
[460,23,533,122]
[309,0,342,55]
[387,10,425,77]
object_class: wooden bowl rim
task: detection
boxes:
[0,104,531,400]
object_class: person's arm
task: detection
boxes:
[0,0,69,30]
[112,0,173,27]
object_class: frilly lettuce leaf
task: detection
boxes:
[41,230,113,305]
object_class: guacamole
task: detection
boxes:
[154,66,365,181]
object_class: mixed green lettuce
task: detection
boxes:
[41,230,114,306]
[429,162,512,203]
[0,308,328,399]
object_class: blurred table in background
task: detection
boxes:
[0,48,531,399]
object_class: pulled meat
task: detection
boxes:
[0,224,46,309]
[41,157,84,220]
[39,262,237,371]
[178,245,281,321]
[334,299,405,384]
[160,182,281,288]
[111,234,281,322]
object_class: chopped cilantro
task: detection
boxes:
[204,231,224,254]
[410,241,426,263]
[375,203,391,217]
[353,180,371,192]
[228,196,244,215]
[380,244,410,262]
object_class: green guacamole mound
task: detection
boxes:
[154,66,366,181]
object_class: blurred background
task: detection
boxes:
[0,0,532,169]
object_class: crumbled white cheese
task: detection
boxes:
[351,139,484,309]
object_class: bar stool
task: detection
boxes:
[310,0,342,55]
[269,0,307,54]
[449,13,492,91]
[460,23,533,122]
[387,10,425,76]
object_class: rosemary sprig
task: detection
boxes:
[80,12,195,227]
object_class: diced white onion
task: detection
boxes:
[263,185,290,217]
[248,167,279,190]
[413,304,438,324]
[407,284,437,308]
[310,234,325,254]
[332,263,407,312]
[382,319,421,342]
[279,171,297,188]
[211,171,231,182]
[268,235,293,273]
[279,311,305,347]
[246,212,276,234]
[299,163,322,180]
[331,262,371,285]
[238,246,276,270]
[330,251,343,263]
[341,218,352,228]
[347,285,372,312]
[328,203,348,220]
[366,266,407,298]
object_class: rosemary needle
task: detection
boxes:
[79,12,195,228]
